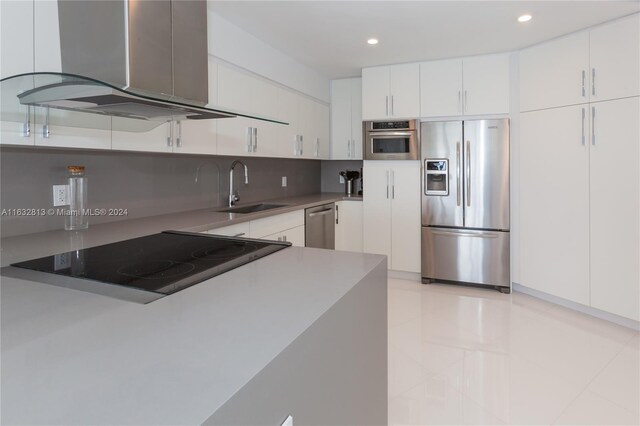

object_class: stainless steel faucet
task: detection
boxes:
[228,160,249,207]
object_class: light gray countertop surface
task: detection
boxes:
[0,192,381,425]
[0,192,362,267]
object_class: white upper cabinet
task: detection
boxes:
[420,59,463,117]
[330,78,363,159]
[277,88,300,157]
[362,64,419,120]
[520,31,589,111]
[520,14,640,111]
[388,63,420,119]
[589,14,640,102]
[1,0,33,78]
[420,53,509,117]
[462,53,510,115]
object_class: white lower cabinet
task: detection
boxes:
[363,161,421,272]
[519,97,640,320]
[335,200,363,252]
[589,97,639,320]
[262,225,305,247]
[206,222,250,238]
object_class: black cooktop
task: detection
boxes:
[10,231,291,297]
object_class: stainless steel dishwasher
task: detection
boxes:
[305,203,335,249]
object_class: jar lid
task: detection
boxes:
[67,165,85,173]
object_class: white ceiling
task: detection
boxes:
[209,1,640,79]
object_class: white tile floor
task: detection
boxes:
[388,278,640,425]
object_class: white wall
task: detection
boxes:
[207,10,330,103]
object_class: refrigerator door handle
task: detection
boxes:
[456,142,461,206]
[466,140,471,207]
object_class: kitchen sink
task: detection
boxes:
[215,203,287,214]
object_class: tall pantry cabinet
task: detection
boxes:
[518,13,640,321]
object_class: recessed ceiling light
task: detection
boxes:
[518,14,532,23]
[367,38,379,45]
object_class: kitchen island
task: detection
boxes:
[0,193,386,425]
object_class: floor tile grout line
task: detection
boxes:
[550,337,637,425]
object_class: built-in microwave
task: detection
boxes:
[363,120,419,160]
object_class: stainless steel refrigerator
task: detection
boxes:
[421,119,510,292]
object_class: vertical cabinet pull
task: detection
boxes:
[166,120,173,147]
[247,127,253,152]
[391,95,394,116]
[294,136,299,155]
[299,135,303,155]
[347,140,351,158]
[466,140,471,207]
[315,137,320,157]
[458,91,461,113]
[581,70,586,97]
[592,68,596,96]
[456,142,461,206]
[175,120,182,147]
[252,127,258,152]
[591,106,596,145]
[391,170,395,199]
[352,139,356,158]
[385,95,389,116]
[464,90,468,113]
[22,106,31,137]
[42,107,51,139]
[386,170,390,199]
[581,108,586,145]
[335,204,339,225]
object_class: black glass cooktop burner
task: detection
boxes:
[10,231,291,298]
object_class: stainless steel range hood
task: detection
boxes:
[0,0,286,128]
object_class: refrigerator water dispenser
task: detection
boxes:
[425,159,449,195]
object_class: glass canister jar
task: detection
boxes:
[65,165,88,230]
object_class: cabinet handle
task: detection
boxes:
[42,107,50,139]
[293,136,299,155]
[253,127,258,152]
[386,170,390,199]
[581,107,586,145]
[335,204,339,224]
[458,91,461,113]
[592,68,596,96]
[315,137,319,157]
[299,135,304,155]
[591,106,596,145]
[464,90,468,113]
[166,120,173,147]
[347,140,351,158]
[391,170,395,199]
[283,235,287,242]
[456,142,461,206]
[466,140,471,207]
[581,70,586,97]
[175,120,182,147]
[385,95,389,116]
[391,95,394,116]
[22,106,30,137]
[247,127,253,152]
[352,139,356,158]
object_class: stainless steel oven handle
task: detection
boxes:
[368,131,415,137]
[466,140,471,207]
[456,142,461,206]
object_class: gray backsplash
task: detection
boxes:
[321,160,363,194]
[0,147,321,237]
